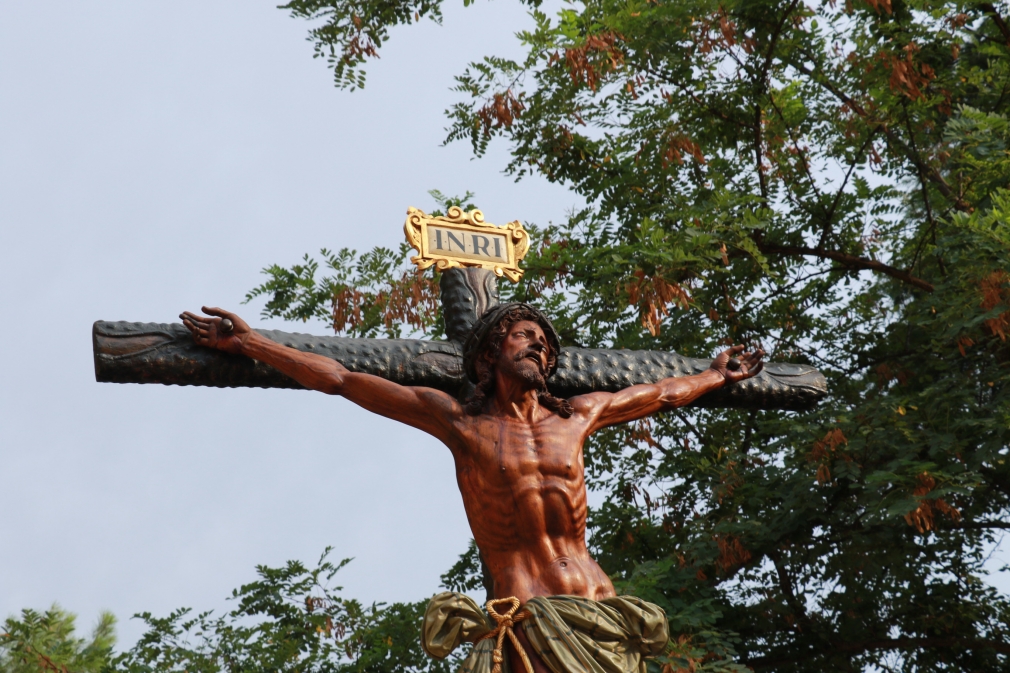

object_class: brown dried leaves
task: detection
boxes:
[904,472,961,533]
[880,42,935,101]
[330,271,439,334]
[563,32,625,92]
[954,270,1010,354]
[714,533,752,574]
[476,89,525,135]
[865,0,893,15]
[662,134,706,168]
[809,428,849,485]
[981,270,1010,341]
[625,270,691,336]
[342,14,379,64]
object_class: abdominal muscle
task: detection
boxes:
[460,470,617,603]
[487,547,616,602]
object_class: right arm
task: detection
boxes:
[181,307,463,442]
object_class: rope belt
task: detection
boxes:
[476,597,534,673]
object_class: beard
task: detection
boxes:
[501,350,547,389]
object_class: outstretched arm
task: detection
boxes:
[180,307,463,442]
[573,345,765,433]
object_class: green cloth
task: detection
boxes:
[422,592,669,673]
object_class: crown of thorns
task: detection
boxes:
[462,302,562,384]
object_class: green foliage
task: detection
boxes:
[243,244,438,339]
[268,1,1010,671]
[2,551,476,673]
[244,190,478,339]
[438,539,491,599]
[1,605,115,673]
[111,549,458,673]
[278,0,445,90]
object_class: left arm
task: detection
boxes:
[572,345,764,433]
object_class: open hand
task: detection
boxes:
[710,345,765,383]
[180,306,251,354]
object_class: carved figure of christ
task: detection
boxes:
[181,304,764,606]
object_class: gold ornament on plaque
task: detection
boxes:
[403,206,530,282]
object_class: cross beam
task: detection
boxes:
[93,269,827,411]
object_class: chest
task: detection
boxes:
[464,418,584,480]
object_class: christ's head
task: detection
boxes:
[462,304,573,417]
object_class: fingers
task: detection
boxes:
[734,353,765,380]
[179,312,214,342]
[188,324,212,340]
[202,306,236,320]
[722,346,766,382]
[180,311,220,338]
[180,315,201,334]
[181,308,235,329]
[180,311,210,325]
[181,308,228,322]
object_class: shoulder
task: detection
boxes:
[564,391,613,417]
[414,386,465,416]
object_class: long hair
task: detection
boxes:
[463,306,574,418]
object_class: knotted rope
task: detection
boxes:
[476,597,533,673]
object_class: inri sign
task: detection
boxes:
[404,206,530,282]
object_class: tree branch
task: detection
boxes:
[980,3,1010,46]
[902,100,941,277]
[760,0,802,78]
[947,519,1010,531]
[790,60,971,213]
[749,0,801,206]
[753,103,769,203]
[767,549,816,633]
[647,66,747,128]
[767,93,823,202]
[745,636,1010,669]
[820,131,878,248]
[758,242,935,291]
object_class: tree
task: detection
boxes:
[253,1,1010,670]
[1,606,115,673]
[2,553,469,673]
[110,549,458,673]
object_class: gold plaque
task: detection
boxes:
[403,206,530,282]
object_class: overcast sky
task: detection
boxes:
[0,1,573,646]
[3,1,1007,652]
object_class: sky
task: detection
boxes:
[2,0,1007,653]
[0,0,574,646]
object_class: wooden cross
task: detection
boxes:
[92,209,826,411]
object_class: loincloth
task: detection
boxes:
[422,592,669,673]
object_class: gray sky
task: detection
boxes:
[3,0,1006,651]
[0,1,573,646]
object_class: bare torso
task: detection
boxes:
[181,308,763,608]
[447,408,613,602]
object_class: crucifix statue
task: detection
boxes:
[93,207,826,673]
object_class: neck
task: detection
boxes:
[492,374,543,421]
